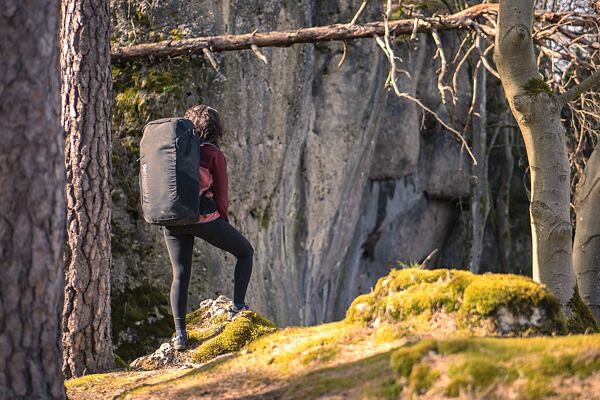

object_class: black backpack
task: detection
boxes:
[139,118,203,225]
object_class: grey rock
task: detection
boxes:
[109,0,532,346]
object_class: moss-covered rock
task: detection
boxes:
[346,268,566,335]
[191,311,277,363]
[129,295,277,370]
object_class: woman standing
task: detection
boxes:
[163,105,254,351]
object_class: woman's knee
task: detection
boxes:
[238,241,254,260]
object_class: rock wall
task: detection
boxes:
[109,0,532,359]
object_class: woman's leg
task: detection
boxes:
[190,219,254,305]
[163,227,194,334]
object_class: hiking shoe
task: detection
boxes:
[227,303,250,320]
[172,332,188,351]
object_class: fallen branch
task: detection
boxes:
[111,4,598,63]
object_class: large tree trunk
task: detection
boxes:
[573,147,600,321]
[494,0,577,306]
[61,0,114,378]
[0,1,66,398]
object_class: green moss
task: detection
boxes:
[187,324,223,346]
[457,273,565,334]
[299,344,339,365]
[373,324,406,343]
[407,363,440,396]
[191,311,277,363]
[459,274,551,315]
[535,351,600,377]
[566,286,599,334]
[520,378,556,400]
[390,339,437,377]
[523,78,553,96]
[346,268,565,336]
[389,335,600,398]
[445,358,518,397]
[115,354,129,369]
[169,28,184,40]
[65,373,110,389]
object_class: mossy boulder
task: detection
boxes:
[130,296,277,370]
[346,268,566,335]
[191,311,277,363]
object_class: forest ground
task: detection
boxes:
[66,269,600,399]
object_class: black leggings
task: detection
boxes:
[163,218,254,332]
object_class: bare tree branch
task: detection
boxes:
[111,4,598,63]
[558,69,600,105]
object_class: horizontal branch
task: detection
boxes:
[112,4,597,63]
[112,5,492,63]
[558,69,600,106]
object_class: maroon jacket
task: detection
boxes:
[199,144,228,222]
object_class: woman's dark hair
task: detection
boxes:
[184,105,223,145]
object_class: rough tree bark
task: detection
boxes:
[61,0,115,378]
[494,0,600,308]
[573,147,600,321]
[0,1,66,398]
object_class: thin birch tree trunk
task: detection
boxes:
[61,0,115,378]
[495,113,514,273]
[573,147,600,321]
[0,1,66,398]
[468,54,490,274]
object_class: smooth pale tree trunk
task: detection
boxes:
[573,147,600,321]
[495,113,514,273]
[494,0,600,309]
[468,55,490,274]
[0,1,66,398]
[61,0,115,378]
[494,0,576,306]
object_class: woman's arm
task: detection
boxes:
[211,149,229,222]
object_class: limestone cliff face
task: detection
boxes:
[109,0,530,354]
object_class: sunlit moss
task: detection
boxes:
[389,335,600,398]
[346,268,569,335]
[445,358,518,397]
[65,373,110,389]
[372,323,406,344]
[268,321,361,368]
[169,28,184,40]
[191,311,277,363]
[407,363,440,396]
